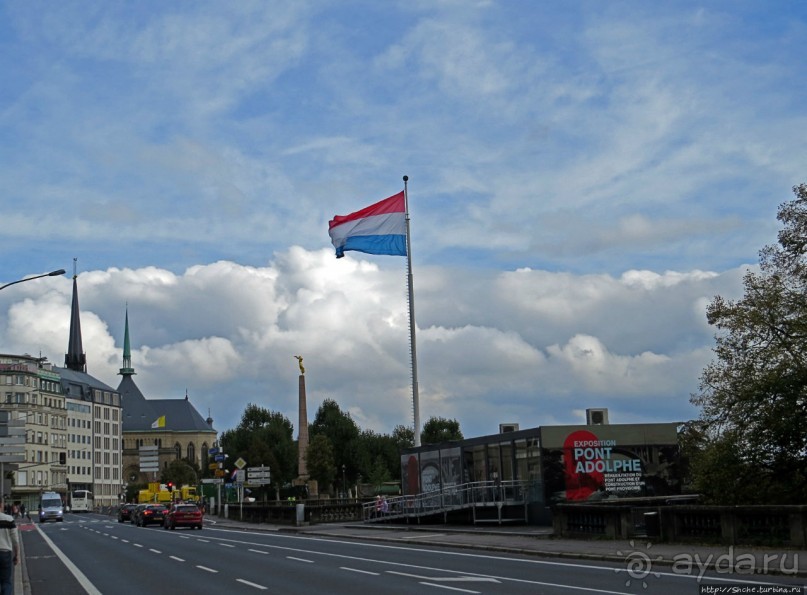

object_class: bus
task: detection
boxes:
[70,490,93,513]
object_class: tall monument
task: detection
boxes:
[294,356,310,481]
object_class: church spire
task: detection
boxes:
[119,305,135,376]
[64,259,87,372]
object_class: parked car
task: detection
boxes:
[135,504,167,527]
[163,503,203,530]
[117,503,137,523]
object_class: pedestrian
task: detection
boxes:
[374,495,382,518]
[0,498,20,595]
[380,496,389,517]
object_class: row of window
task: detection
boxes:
[1,374,61,393]
[27,431,67,448]
[3,391,65,410]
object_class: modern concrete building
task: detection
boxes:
[399,411,682,524]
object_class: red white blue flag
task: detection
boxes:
[328,191,407,259]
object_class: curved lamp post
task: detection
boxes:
[1,269,66,292]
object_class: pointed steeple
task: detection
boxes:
[64,262,87,372]
[119,305,135,377]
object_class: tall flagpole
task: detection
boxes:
[403,175,421,447]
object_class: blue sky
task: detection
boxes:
[1,1,805,440]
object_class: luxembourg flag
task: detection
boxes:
[328,191,407,259]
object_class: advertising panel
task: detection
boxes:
[540,423,680,504]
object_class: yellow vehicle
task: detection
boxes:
[137,482,200,504]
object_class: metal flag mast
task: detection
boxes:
[403,175,421,447]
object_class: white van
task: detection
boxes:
[39,491,64,523]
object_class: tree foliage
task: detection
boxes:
[420,416,464,445]
[305,433,336,490]
[220,403,297,489]
[310,399,360,482]
[691,183,807,504]
[161,459,198,487]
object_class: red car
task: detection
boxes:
[163,504,203,530]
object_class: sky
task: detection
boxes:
[1,1,805,441]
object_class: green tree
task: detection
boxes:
[220,403,297,496]
[310,399,360,484]
[356,429,400,486]
[420,416,463,445]
[691,183,807,504]
[161,459,198,487]
[392,424,415,450]
[305,434,336,492]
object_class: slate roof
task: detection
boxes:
[118,374,215,433]
[55,366,119,400]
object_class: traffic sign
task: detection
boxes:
[208,462,219,470]
[234,457,247,469]
[214,469,227,478]
[208,447,220,456]
[214,454,227,462]
[247,465,270,485]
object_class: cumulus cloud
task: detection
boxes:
[0,251,746,437]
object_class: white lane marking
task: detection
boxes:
[341,567,379,576]
[248,549,269,554]
[287,556,313,563]
[399,534,446,540]
[149,548,162,554]
[170,556,185,562]
[420,582,479,594]
[133,543,143,548]
[197,565,218,573]
[197,539,210,543]
[33,525,103,595]
[219,543,235,548]
[202,528,791,588]
[236,578,268,590]
[388,571,499,583]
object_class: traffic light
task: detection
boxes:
[167,482,174,491]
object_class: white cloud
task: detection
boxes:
[0,252,746,437]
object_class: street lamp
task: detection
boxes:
[342,464,346,499]
[0,269,66,292]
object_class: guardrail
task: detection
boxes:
[361,480,532,524]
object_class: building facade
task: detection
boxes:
[400,412,682,524]
[117,308,217,488]
[0,354,67,508]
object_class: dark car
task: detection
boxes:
[117,503,137,523]
[135,504,167,527]
[163,504,203,530]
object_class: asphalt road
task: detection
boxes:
[20,514,807,595]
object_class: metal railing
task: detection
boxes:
[361,480,531,522]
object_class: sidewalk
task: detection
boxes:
[208,516,807,578]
